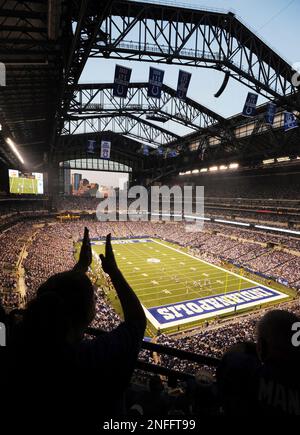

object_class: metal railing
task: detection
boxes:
[87,327,220,380]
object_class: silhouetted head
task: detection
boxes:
[216,341,259,415]
[256,309,300,364]
[21,271,95,346]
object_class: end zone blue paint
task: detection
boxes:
[148,286,287,325]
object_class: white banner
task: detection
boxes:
[100,140,111,159]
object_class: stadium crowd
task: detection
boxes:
[0,224,299,422]
[0,219,297,301]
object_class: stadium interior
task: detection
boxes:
[0,0,300,425]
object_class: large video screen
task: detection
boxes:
[9,169,44,195]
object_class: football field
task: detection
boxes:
[9,176,38,194]
[90,238,290,333]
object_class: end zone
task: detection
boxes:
[144,286,289,330]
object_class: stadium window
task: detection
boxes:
[59,158,132,174]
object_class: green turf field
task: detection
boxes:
[88,238,290,334]
[9,176,38,194]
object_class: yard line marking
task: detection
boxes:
[151,239,287,296]
[90,240,288,329]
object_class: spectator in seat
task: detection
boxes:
[2,228,146,430]
[217,310,300,416]
[255,310,300,416]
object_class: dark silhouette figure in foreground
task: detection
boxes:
[1,229,146,429]
[217,310,300,416]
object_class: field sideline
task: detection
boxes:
[84,238,290,333]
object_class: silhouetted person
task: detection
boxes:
[217,341,260,415]
[1,229,146,430]
[255,309,300,415]
[217,310,300,416]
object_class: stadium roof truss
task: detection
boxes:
[91,1,298,102]
[57,130,143,171]
[63,113,177,146]
[0,0,299,170]
[54,0,299,164]
[69,82,227,131]
[62,82,232,147]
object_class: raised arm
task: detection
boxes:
[73,227,92,273]
[100,234,146,337]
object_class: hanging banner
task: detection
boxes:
[142,145,149,156]
[176,70,191,100]
[156,147,164,156]
[168,149,178,158]
[265,102,276,125]
[242,92,258,117]
[284,112,298,132]
[87,139,96,154]
[199,143,207,161]
[100,140,111,159]
[113,65,132,98]
[148,67,164,98]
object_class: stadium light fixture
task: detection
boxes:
[263,159,274,165]
[5,137,24,164]
[184,215,211,221]
[209,166,218,171]
[215,219,250,227]
[219,165,228,170]
[185,171,191,175]
[200,168,208,172]
[277,156,290,162]
[255,225,300,236]
[229,163,239,169]
[192,169,199,174]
